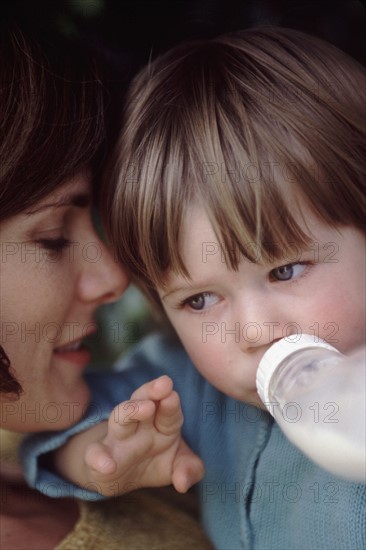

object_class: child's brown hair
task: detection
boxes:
[103,26,366,305]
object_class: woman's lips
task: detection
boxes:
[54,340,91,366]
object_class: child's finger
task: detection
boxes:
[85,442,117,475]
[171,440,205,493]
[106,399,156,441]
[154,391,184,436]
[130,375,173,402]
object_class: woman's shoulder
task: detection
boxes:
[57,487,213,550]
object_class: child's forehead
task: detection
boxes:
[178,198,340,255]
[160,206,350,297]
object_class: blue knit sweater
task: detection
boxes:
[22,333,366,549]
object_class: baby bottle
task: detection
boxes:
[256,334,365,483]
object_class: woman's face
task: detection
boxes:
[0,173,128,432]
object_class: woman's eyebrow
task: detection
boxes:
[25,193,91,215]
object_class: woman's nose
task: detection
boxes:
[78,238,129,304]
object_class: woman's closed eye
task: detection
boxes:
[269,262,308,282]
[36,236,71,252]
[181,291,220,312]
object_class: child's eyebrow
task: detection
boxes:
[160,288,183,301]
[25,193,91,215]
[161,282,203,301]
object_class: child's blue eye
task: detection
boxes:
[270,263,306,281]
[183,292,218,311]
[36,237,71,252]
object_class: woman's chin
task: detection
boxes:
[1,383,92,433]
[42,384,92,431]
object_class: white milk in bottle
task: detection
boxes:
[256,334,366,482]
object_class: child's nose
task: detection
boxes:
[235,295,282,352]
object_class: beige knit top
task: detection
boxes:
[0,430,213,549]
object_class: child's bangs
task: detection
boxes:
[128,117,197,288]
[192,152,315,270]
[146,130,316,291]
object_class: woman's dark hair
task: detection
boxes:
[0,26,107,396]
[0,347,22,400]
[0,26,106,219]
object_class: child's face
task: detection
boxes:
[158,204,366,407]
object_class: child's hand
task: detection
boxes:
[83,375,204,496]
